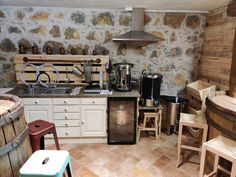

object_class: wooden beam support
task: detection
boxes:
[229,27,236,97]
[227,2,236,17]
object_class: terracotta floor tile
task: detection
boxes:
[153,155,172,169]
[46,134,201,177]
[76,166,98,177]
[164,165,190,177]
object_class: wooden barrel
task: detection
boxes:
[205,95,236,176]
[0,94,32,177]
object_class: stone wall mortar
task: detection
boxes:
[0,6,206,95]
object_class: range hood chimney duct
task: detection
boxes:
[113,8,163,42]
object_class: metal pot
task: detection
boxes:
[114,62,133,91]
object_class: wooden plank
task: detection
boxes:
[14,54,109,86]
[0,128,13,177]
[227,2,236,17]
[13,112,32,166]
[2,123,21,177]
[229,28,236,97]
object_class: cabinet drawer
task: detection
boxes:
[81,98,107,105]
[54,120,80,127]
[23,98,52,105]
[52,98,80,105]
[53,106,80,113]
[53,113,80,120]
[56,127,81,137]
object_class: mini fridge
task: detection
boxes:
[107,97,137,144]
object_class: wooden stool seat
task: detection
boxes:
[177,113,208,167]
[199,135,236,177]
[28,119,60,152]
[19,150,73,177]
[137,111,162,141]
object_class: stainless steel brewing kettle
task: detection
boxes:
[114,62,133,91]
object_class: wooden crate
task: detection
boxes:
[187,80,216,101]
[14,54,109,86]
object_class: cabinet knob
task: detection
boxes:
[66,132,69,136]
[65,123,68,126]
[64,100,67,104]
[81,121,85,125]
[65,115,68,119]
[92,101,95,104]
[34,100,38,104]
[64,108,67,112]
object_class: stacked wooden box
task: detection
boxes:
[186,80,216,114]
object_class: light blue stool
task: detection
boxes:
[19,150,73,177]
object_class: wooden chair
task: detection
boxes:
[199,135,236,177]
[176,113,208,167]
[137,110,162,141]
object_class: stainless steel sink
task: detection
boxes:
[45,87,72,94]
[20,86,73,95]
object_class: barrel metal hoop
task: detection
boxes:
[206,98,236,122]
[0,127,28,156]
[205,113,236,140]
[0,106,24,127]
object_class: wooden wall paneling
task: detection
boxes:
[229,27,236,97]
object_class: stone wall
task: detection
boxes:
[0,6,206,95]
[198,5,236,90]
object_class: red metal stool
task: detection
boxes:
[28,119,60,152]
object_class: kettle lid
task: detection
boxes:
[143,73,162,78]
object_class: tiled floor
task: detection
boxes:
[47,133,200,177]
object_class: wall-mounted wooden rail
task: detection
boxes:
[14,54,109,86]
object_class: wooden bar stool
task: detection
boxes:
[176,113,208,167]
[28,119,60,152]
[19,150,73,177]
[199,135,236,177]
[137,110,162,141]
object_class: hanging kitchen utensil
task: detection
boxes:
[72,66,83,78]
[65,66,70,83]
[84,61,92,85]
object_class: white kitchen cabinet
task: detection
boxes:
[24,106,53,123]
[23,98,53,123]
[81,105,106,137]
[52,98,81,138]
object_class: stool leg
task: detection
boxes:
[199,144,207,177]
[176,122,183,167]
[231,161,236,177]
[155,116,158,140]
[213,155,219,174]
[40,136,45,150]
[137,128,141,142]
[66,160,73,177]
[158,110,162,137]
[52,127,60,150]
[30,136,41,152]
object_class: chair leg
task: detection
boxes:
[199,144,207,177]
[230,161,236,177]
[52,127,60,150]
[176,123,183,167]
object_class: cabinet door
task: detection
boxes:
[81,105,106,137]
[24,106,53,123]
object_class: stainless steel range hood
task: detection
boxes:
[113,8,163,42]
